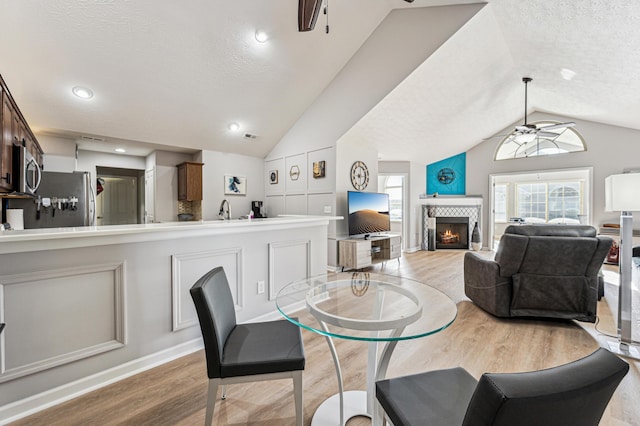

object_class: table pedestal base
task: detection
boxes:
[311,390,371,426]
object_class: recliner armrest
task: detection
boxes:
[464,252,501,287]
[464,252,512,318]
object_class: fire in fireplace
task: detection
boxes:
[435,217,469,249]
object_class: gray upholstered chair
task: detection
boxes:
[464,225,612,322]
[376,348,629,426]
[190,267,305,425]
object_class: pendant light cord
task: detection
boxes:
[524,80,528,125]
[324,0,329,33]
[523,77,532,126]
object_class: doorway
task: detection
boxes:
[96,167,145,225]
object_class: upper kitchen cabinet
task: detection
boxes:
[177,162,204,201]
[1,87,12,191]
[0,74,45,193]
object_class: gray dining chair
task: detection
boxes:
[190,266,305,425]
[376,348,628,426]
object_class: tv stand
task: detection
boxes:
[338,234,401,270]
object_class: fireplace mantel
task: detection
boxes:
[418,195,483,207]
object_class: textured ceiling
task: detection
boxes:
[349,0,640,163]
[1,1,639,163]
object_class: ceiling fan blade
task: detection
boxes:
[482,133,510,141]
[501,134,521,144]
[298,0,323,32]
[537,131,560,138]
[538,122,575,131]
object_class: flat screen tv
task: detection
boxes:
[347,191,390,237]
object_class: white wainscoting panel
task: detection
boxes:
[0,263,126,383]
[171,248,243,331]
[268,240,310,300]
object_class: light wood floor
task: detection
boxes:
[11,250,640,425]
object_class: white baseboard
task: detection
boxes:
[0,339,204,425]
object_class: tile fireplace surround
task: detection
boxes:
[420,196,483,250]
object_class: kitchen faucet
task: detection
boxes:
[218,199,231,220]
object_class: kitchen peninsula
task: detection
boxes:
[0,215,340,423]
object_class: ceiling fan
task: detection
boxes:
[298,0,414,32]
[507,77,576,143]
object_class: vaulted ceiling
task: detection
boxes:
[1,1,639,164]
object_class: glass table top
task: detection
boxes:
[276,272,457,342]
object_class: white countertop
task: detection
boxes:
[0,215,343,254]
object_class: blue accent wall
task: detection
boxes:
[426,152,466,195]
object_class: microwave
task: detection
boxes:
[12,144,41,195]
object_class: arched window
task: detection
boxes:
[494,121,586,160]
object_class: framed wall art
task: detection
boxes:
[426,152,466,195]
[224,175,247,195]
[313,160,326,178]
[269,170,278,184]
[289,165,300,181]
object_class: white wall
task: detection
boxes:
[152,151,194,222]
[38,135,77,172]
[467,111,640,244]
[42,154,76,173]
[264,147,339,266]
[199,151,265,220]
[378,160,426,252]
[336,140,379,229]
[76,150,146,175]
[409,161,427,251]
[37,134,76,157]
[265,147,337,217]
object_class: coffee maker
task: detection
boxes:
[251,201,265,218]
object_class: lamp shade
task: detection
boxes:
[605,173,640,212]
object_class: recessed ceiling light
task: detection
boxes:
[72,86,94,99]
[228,122,240,132]
[560,68,576,81]
[255,31,268,43]
[115,148,126,153]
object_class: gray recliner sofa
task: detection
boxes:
[464,225,612,323]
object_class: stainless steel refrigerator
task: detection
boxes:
[8,171,95,228]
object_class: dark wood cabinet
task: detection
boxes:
[0,74,45,193]
[1,91,16,191]
[177,162,204,201]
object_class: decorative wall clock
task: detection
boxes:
[437,167,456,185]
[350,160,369,191]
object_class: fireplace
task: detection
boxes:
[436,217,469,249]
[420,197,482,251]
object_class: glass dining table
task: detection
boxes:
[276,272,457,426]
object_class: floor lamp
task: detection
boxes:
[605,173,640,359]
